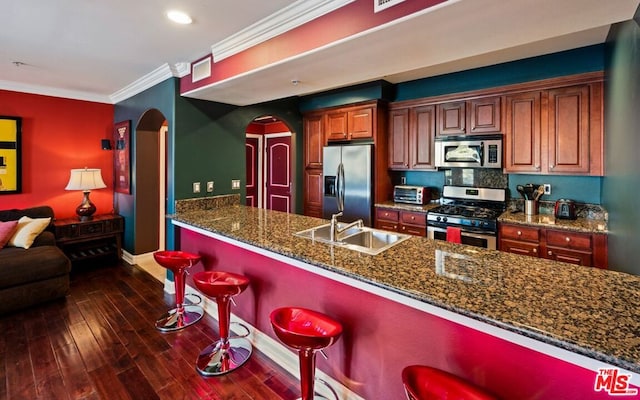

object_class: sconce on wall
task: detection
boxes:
[101,139,112,150]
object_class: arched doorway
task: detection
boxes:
[246,115,293,212]
[134,109,167,281]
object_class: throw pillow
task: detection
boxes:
[0,220,19,250]
[8,216,52,249]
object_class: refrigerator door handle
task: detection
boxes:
[337,163,345,212]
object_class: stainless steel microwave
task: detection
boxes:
[435,135,502,169]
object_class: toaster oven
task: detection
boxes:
[393,186,430,205]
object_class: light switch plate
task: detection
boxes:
[543,183,551,195]
[232,179,241,190]
[193,182,201,193]
[207,181,214,192]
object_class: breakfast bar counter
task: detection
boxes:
[171,203,639,399]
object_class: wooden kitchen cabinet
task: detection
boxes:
[504,81,603,176]
[436,96,501,136]
[303,100,391,217]
[499,222,608,268]
[375,207,427,237]
[375,208,399,231]
[388,105,436,170]
[499,224,541,257]
[303,112,326,218]
[326,104,374,141]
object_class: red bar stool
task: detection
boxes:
[153,250,204,332]
[270,307,343,400]
[402,365,498,400]
[193,270,252,376]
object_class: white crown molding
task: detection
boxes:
[109,62,189,104]
[109,63,174,103]
[211,0,356,62]
[0,79,111,104]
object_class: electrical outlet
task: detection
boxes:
[400,176,407,185]
[193,182,201,193]
[543,183,551,195]
[207,181,214,192]
[232,179,241,190]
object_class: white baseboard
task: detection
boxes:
[166,282,364,400]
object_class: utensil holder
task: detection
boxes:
[524,200,538,216]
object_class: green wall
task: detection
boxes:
[602,11,640,275]
[173,96,303,211]
[114,78,177,253]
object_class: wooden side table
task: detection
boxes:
[53,214,124,263]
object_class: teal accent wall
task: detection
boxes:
[114,78,177,253]
[387,44,607,206]
[508,175,601,204]
[299,80,395,112]
[395,44,605,101]
[602,11,640,275]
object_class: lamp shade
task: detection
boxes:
[65,168,107,191]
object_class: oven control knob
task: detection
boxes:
[436,216,441,222]
[442,217,448,223]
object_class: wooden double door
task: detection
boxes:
[246,133,292,213]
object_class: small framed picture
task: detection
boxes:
[114,120,131,194]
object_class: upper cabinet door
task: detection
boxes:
[547,85,590,174]
[388,108,409,169]
[410,105,436,170]
[326,110,349,141]
[504,91,542,173]
[468,96,501,134]
[437,101,466,136]
[348,107,374,140]
[303,113,325,169]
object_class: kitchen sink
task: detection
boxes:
[294,224,411,255]
[294,223,362,243]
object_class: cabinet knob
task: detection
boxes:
[565,237,571,242]
[411,216,415,220]
[550,164,555,169]
[401,226,405,231]
[535,165,541,171]
[517,230,522,236]
[548,251,553,256]
[532,248,537,253]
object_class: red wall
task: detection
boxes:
[179,228,635,400]
[0,90,114,218]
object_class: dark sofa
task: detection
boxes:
[0,206,72,315]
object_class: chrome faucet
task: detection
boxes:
[330,212,363,242]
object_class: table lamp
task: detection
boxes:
[65,168,107,220]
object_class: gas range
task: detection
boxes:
[427,186,506,249]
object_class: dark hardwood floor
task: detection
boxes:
[0,261,300,400]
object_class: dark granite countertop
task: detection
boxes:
[375,201,440,212]
[498,211,608,234]
[171,205,639,374]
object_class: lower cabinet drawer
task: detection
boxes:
[500,224,540,242]
[500,239,540,257]
[376,208,399,222]
[546,229,591,251]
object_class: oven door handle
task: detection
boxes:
[479,142,484,167]
[460,230,495,240]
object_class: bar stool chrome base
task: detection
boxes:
[155,304,204,332]
[196,337,252,376]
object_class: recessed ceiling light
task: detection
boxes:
[167,10,192,25]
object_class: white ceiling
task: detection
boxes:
[1,0,638,105]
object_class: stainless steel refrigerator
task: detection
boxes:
[322,144,373,226]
